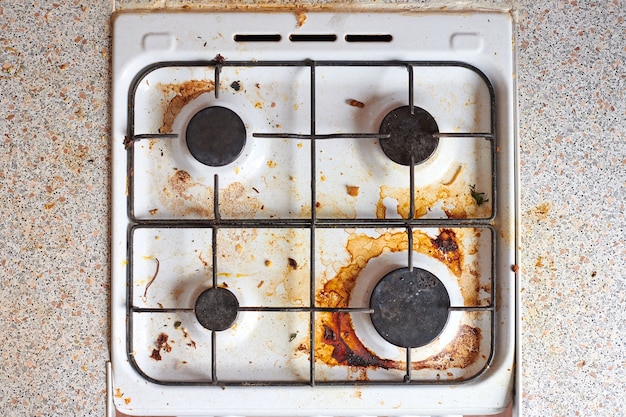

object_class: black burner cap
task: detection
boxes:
[370,267,450,348]
[378,106,439,165]
[186,106,246,166]
[194,287,239,331]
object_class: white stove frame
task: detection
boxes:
[110,11,518,417]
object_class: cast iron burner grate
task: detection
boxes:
[124,58,497,387]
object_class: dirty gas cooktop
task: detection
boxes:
[110,10,518,417]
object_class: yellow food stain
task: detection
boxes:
[234,166,240,174]
[45,202,55,210]
[254,102,263,109]
[442,165,463,186]
[295,10,307,28]
[320,175,326,181]
[236,243,243,254]
[265,260,272,267]
[346,185,359,197]
[121,259,128,266]
[297,142,303,148]
[217,272,249,278]
[124,397,131,405]
[114,388,123,398]
[267,160,277,168]
[293,103,299,110]
[142,255,155,260]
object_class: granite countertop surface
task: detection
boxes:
[0,1,624,416]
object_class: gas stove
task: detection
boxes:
[110,10,518,417]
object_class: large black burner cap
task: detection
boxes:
[370,267,450,348]
[186,106,246,167]
[378,106,439,165]
[195,287,239,331]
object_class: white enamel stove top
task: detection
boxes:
[110,10,518,417]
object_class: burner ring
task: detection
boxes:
[370,267,450,348]
[186,106,246,167]
[378,106,439,165]
[194,287,239,331]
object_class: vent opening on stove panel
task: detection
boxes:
[289,34,338,42]
[234,34,282,42]
[345,34,393,42]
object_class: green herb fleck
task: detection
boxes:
[470,184,489,206]
[174,321,182,329]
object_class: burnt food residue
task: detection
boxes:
[315,229,482,376]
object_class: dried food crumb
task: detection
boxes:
[511,264,519,273]
[346,186,359,197]
[347,99,365,108]
[230,81,241,91]
[288,258,298,269]
[264,260,272,267]
[149,208,158,215]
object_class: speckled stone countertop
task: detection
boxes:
[0,1,624,416]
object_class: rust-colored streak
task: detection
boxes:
[320,313,395,369]
[159,80,216,134]
[412,325,481,370]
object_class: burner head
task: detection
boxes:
[378,106,439,165]
[194,287,239,331]
[370,267,450,348]
[186,106,246,166]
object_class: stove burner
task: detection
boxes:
[378,106,439,165]
[370,267,450,348]
[186,106,246,166]
[194,287,239,331]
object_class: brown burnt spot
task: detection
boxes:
[288,257,298,270]
[159,80,216,134]
[169,169,192,193]
[150,333,172,361]
[318,313,395,369]
[430,229,462,277]
[412,325,481,370]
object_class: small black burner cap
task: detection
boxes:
[186,106,246,167]
[194,287,239,331]
[378,106,439,165]
[370,267,450,348]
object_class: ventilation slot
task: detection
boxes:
[234,34,282,42]
[289,34,337,42]
[345,34,393,42]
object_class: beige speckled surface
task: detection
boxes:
[1,1,625,416]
